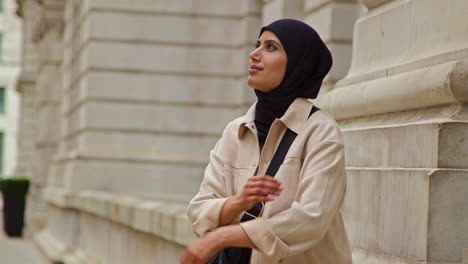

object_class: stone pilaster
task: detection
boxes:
[317,0,468,263]
[31,0,64,235]
[14,0,41,237]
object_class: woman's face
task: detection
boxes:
[248,30,288,92]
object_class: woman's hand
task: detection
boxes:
[180,225,256,264]
[218,175,282,227]
[180,230,223,264]
[236,175,283,211]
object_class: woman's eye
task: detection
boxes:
[267,44,277,50]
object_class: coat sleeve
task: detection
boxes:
[186,122,240,237]
[240,139,347,261]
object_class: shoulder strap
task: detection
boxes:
[265,105,319,176]
[241,105,320,221]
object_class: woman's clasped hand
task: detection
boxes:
[235,175,283,211]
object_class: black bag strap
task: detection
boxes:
[241,105,320,221]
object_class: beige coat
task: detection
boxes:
[187,98,352,264]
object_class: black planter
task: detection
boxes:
[2,194,26,237]
[0,178,30,237]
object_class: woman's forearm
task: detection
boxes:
[219,195,246,226]
[214,224,256,249]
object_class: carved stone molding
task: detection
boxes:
[359,0,393,9]
[31,16,64,43]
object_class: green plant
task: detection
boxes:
[0,178,30,197]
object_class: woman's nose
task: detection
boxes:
[249,47,261,62]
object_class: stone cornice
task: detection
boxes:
[43,187,197,247]
[359,0,393,9]
[316,60,468,120]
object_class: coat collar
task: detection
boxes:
[237,98,314,139]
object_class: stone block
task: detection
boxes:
[428,170,468,263]
[153,204,187,242]
[36,104,60,143]
[82,71,247,105]
[79,212,111,263]
[343,123,439,168]
[304,0,330,13]
[379,170,429,261]
[85,191,112,218]
[80,101,244,135]
[174,213,198,246]
[438,122,468,169]
[83,41,246,76]
[132,201,164,233]
[351,0,411,76]
[65,159,205,196]
[262,0,304,25]
[326,42,353,82]
[304,2,363,42]
[349,0,468,78]
[107,222,136,264]
[47,205,80,252]
[35,64,62,102]
[86,0,248,17]
[79,130,217,164]
[109,195,139,226]
[342,169,381,250]
[88,11,248,46]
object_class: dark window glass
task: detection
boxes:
[0,87,4,113]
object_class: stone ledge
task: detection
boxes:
[34,229,97,264]
[43,188,197,247]
[317,60,468,120]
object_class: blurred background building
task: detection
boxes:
[0,0,21,179]
[10,0,468,263]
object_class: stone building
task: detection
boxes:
[14,0,468,263]
[0,0,21,178]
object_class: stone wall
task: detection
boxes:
[317,0,468,263]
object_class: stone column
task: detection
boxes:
[317,0,468,263]
[30,0,64,235]
[14,0,41,236]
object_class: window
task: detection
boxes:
[0,87,4,113]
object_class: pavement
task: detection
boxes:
[0,197,45,264]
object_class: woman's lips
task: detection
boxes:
[249,65,263,74]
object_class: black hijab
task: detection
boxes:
[254,19,333,145]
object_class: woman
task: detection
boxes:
[181,19,352,264]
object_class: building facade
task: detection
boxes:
[14,0,468,263]
[0,0,21,178]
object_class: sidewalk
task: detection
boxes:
[0,197,45,264]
